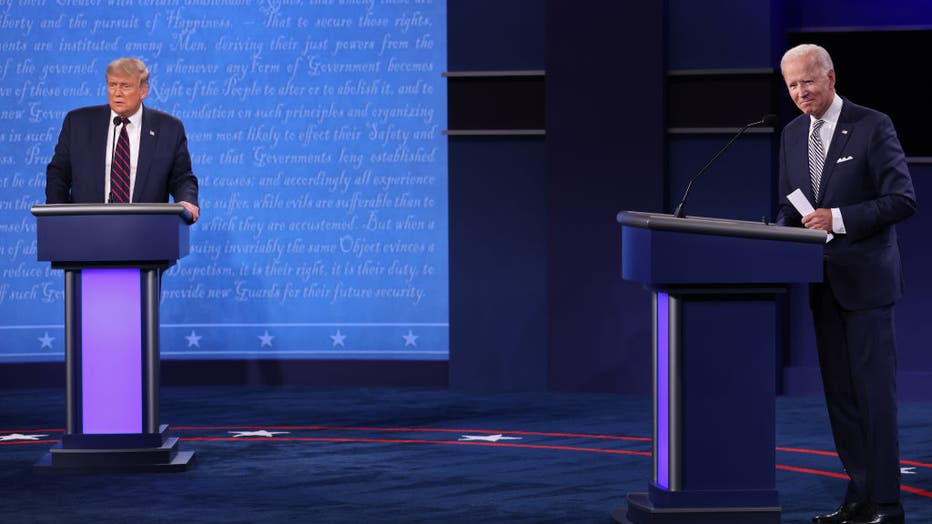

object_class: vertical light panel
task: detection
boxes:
[656,291,669,489]
[81,269,142,434]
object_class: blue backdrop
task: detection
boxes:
[0,1,449,362]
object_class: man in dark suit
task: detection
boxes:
[776,44,916,524]
[46,57,199,222]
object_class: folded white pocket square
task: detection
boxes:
[837,156,854,164]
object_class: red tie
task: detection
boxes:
[110,117,131,203]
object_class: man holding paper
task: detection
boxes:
[776,44,916,524]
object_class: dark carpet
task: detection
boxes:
[1,387,930,523]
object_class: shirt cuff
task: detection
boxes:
[831,208,846,234]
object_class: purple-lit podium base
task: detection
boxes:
[31,204,195,473]
[614,212,825,524]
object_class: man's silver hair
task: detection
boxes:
[781,44,833,74]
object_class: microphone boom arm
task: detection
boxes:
[672,115,775,218]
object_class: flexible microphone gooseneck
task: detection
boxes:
[672,114,778,218]
[108,115,122,204]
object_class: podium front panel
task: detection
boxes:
[36,209,189,264]
[623,227,823,286]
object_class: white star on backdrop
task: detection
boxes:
[901,466,916,475]
[330,330,347,347]
[229,430,290,438]
[185,330,202,348]
[458,434,522,442]
[402,330,419,347]
[258,331,274,347]
[0,433,49,441]
[38,332,54,349]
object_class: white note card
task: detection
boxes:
[787,188,832,243]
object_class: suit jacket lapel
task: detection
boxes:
[90,107,110,200]
[815,109,853,207]
[134,106,157,203]
[789,123,814,202]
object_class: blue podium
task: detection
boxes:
[614,211,825,524]
[30,203,195,473]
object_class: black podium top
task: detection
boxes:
[617,211,826,244]
[32,203,191,219]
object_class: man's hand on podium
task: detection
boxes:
[178,201,199,223]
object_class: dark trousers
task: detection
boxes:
[810,282,900,504]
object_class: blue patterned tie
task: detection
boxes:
[809,119,826,200]
[110,117,131,203]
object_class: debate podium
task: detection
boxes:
[613,211,826,524]
[30,203,195,473]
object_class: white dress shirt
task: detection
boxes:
[811,94,846,234]
[105,105,144,202]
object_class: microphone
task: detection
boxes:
[672,114,777,218]
[109,116,122,204]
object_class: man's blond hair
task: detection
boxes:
[106,57,150,87]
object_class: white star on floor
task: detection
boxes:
[458,434,522,442]
[901,466,916,475]
[402,330,419,347]
[229,430,290,438]
[330,330,347,347]
[185,330,202,348]
[258,331,274,347]
[38,332,54,349]
[0,433,49,441]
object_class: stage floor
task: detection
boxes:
[1,386,930,523]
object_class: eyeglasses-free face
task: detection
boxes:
[106,73,149,117]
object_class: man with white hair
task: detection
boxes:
[777,43,915,524]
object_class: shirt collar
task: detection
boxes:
[811,93,842,128]
[110,105,144,127]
